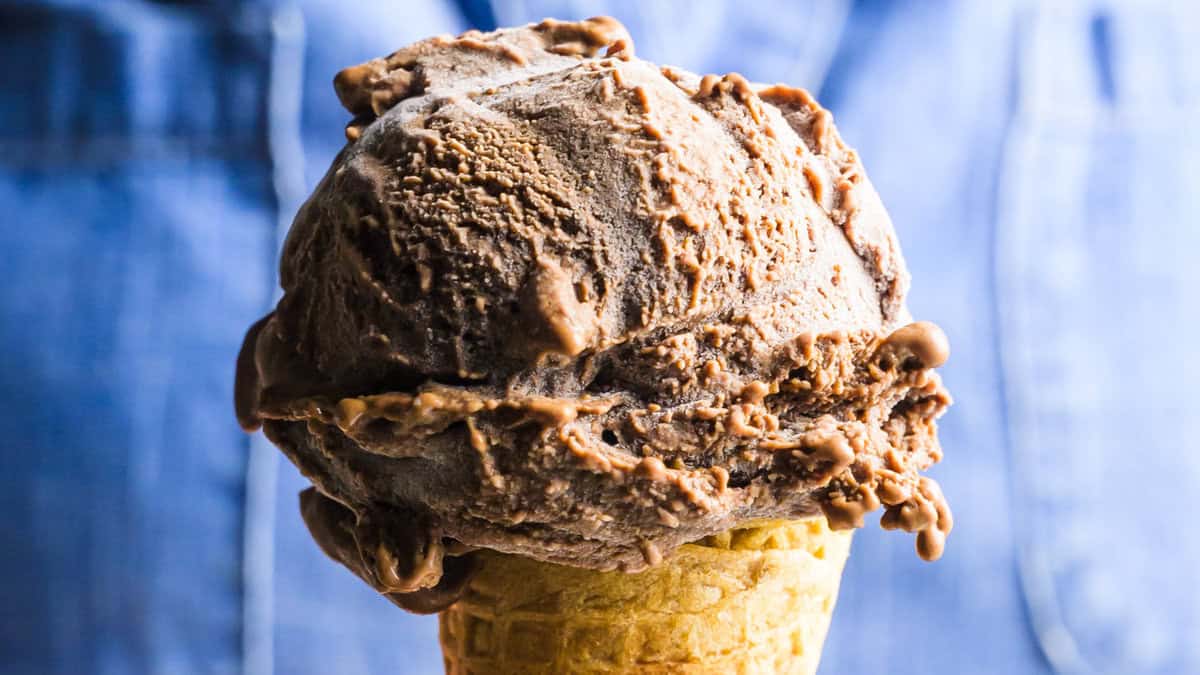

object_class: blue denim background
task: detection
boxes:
[2,1,1197,673]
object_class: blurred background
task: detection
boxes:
[2,0,1198,673]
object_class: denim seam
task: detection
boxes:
[241,6,307,675]
[997,6,1104,675]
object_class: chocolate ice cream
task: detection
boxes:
[235,16,952,613]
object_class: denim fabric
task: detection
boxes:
[3,1,1198,674]
[995,6,1200,673]
[0,2,461,674]
[0,4,280,674]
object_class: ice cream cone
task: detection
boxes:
[438,518,852,674]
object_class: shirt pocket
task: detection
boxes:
[998,6,1200,674]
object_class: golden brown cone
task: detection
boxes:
[439,518,852,674]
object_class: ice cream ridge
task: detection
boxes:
[235,16,953,618]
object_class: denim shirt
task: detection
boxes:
[2,1,1197,674]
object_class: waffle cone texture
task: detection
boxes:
[439,518,852,674]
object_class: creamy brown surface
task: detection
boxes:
[234,17,953,613]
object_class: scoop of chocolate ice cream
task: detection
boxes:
[235,16,952,613]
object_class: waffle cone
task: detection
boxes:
[438,518,852,674]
